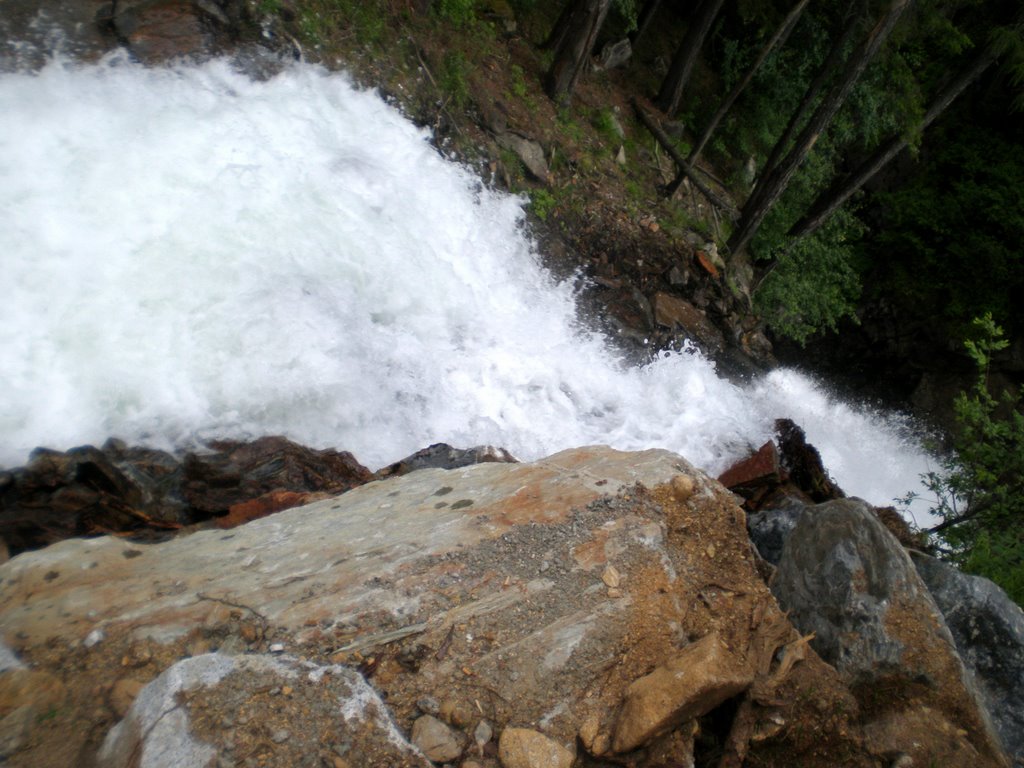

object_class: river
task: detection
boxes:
[0,55,937,521]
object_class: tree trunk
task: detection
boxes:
[656,0,726,117]
[688,0,811,165]
[727,0,912,260]
[629,0,663,50]
[787,46,998,240]
[756,0,862,189]
[545,0,613,105]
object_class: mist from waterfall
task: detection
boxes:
[0,56,938,518]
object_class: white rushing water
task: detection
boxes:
[0,56,937,513]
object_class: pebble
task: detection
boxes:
[474,719,493,753]
[270,728,290,744]
[269,643,285,653]
[498,727,574,768]
[671,474,695,502]
[411,714,463,763]
[601,565,621,588]
[84,629,105,648]
[416,695,440,716]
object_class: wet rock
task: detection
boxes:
[498,727,573,768]
[746,496,806,566]
[0,436,371,555]
[110,0,241,64]
[374,442,517,480]
[912,552,1024,765]
[182,436,371,517]
[0,0,114,71]
[411,714,463,762]
[718,440,780,495]
[612,632,752,753]
[652,292,725,355]
[775,419,844,502]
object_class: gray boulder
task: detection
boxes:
[773,498,1008,765]
[913,552,1024,766]
[746,496,806,565]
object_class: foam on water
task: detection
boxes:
[0,56,936,512]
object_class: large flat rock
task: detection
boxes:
[0,446,688,647]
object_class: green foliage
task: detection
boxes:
[435,0,477,28]
[754,206,864,343]
[903,315,1024,605]
[529,188,557,221]
[440,51,470,107]
[294,0,385,46]
[509,64,528,98]
[870,115,1024,338]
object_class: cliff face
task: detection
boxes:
[0,447,1013,767]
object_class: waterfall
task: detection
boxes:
[0,56,937,519]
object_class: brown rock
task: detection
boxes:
[107,678,146,718]
[411,714,464,763]
[612,632,753,753]
[718,440,780,493]
[498,727,573,768]
[216,490,319,529]
[652,292,725,353]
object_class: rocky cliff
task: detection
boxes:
[1,446,1019,768]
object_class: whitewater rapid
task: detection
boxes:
[0,56,936,516]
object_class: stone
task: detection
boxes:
[97,653,431,768]
[411,715,463,762]
[595,38,632,71]
[772,499,1008,765]
[718,441,780,494]
[374,442,517,480]
[182,436,372,517]
[746,496,807,565]
[612,632,753,753]
[498,727,573,768]
[110,0,236,64]
[495,132,549,183]
[651,293,725,354]
[670,473,695,501]
[912,552,1024,765]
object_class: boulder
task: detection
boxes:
[0,447,1011,768]
[595,38,632,71]
[652,292,726,355]
[912,552,1024,766]
[773,498,1008,765]
[612,632,753,753]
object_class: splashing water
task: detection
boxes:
[0,56,937,512]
